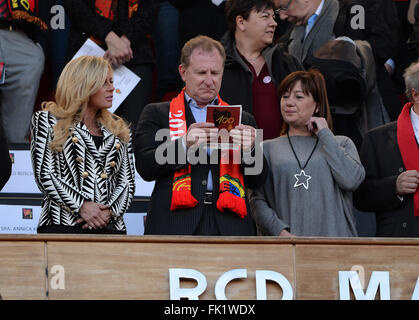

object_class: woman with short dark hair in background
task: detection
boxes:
[30,56,135,234]
[220,0,302,141]
[249,69,365,237]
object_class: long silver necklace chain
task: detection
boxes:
[287,131,319,190]
[246,54,261,62]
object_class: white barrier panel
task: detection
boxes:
[124,212,147,235]
[2,150,40,194]
[0,204,41,234]
[134,171,154,197]
[0,204,146,235]
[1,150,155,197]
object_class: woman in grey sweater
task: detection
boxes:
[249,70,365,237]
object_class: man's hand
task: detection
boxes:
[120,35,132,47]
[230,124,256,152]
[396,170,419,196]
[185,122,216,149]
[76,201,111,230]
[104,32,133,67]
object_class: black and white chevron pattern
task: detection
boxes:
[30,111,136,231]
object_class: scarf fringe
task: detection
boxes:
[170,169,199,210]
[11,11,47,30]
[216,192,247,219]
[170,189,199,211]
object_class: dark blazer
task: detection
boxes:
[353,122,419,237]
[288,0,339,64]
[287,0,400,121]
[287,0,393,66]
[63,0,159,64]
[134,100,268,235]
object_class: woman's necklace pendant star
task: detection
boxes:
[294,169,311,190]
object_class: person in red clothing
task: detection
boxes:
[219,0,302,140]
[354,61,419,237]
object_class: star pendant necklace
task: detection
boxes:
[287,131,319,190]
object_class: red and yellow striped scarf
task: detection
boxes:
[169,89,247,219]
[397,102,419,216]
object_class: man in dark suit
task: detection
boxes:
[276,0,401,122]
[354,61,419,237]
[134,35,267,235]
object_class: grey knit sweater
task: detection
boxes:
[249,128,365,237]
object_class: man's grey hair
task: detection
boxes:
[404,60,419,101]
[180,35,226,67]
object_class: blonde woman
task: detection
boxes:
[30,56,135,234]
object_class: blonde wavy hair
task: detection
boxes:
[43,56,130,152]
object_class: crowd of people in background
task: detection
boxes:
[0,0,419,238]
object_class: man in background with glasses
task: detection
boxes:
[276,0,336,62]
[276,0,318,26]
[276,0,400,123]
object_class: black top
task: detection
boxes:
[92,135,103,150]
[169,0,227,47]
[63,0,159,64]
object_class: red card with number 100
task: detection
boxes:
[206,105,242,132]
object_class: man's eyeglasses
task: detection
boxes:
[276,0,293,12]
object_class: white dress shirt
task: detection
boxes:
[411,106,419,144]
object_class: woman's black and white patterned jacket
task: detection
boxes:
[30,111,136,232]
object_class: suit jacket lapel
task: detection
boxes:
[289,26,305,62]
[387,123,399,149]
[290,0,339,63]
[302,0,339,62]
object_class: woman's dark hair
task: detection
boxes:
[278,69,333,135]
[225,0,275,35]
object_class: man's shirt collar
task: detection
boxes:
[184,92,219,110]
